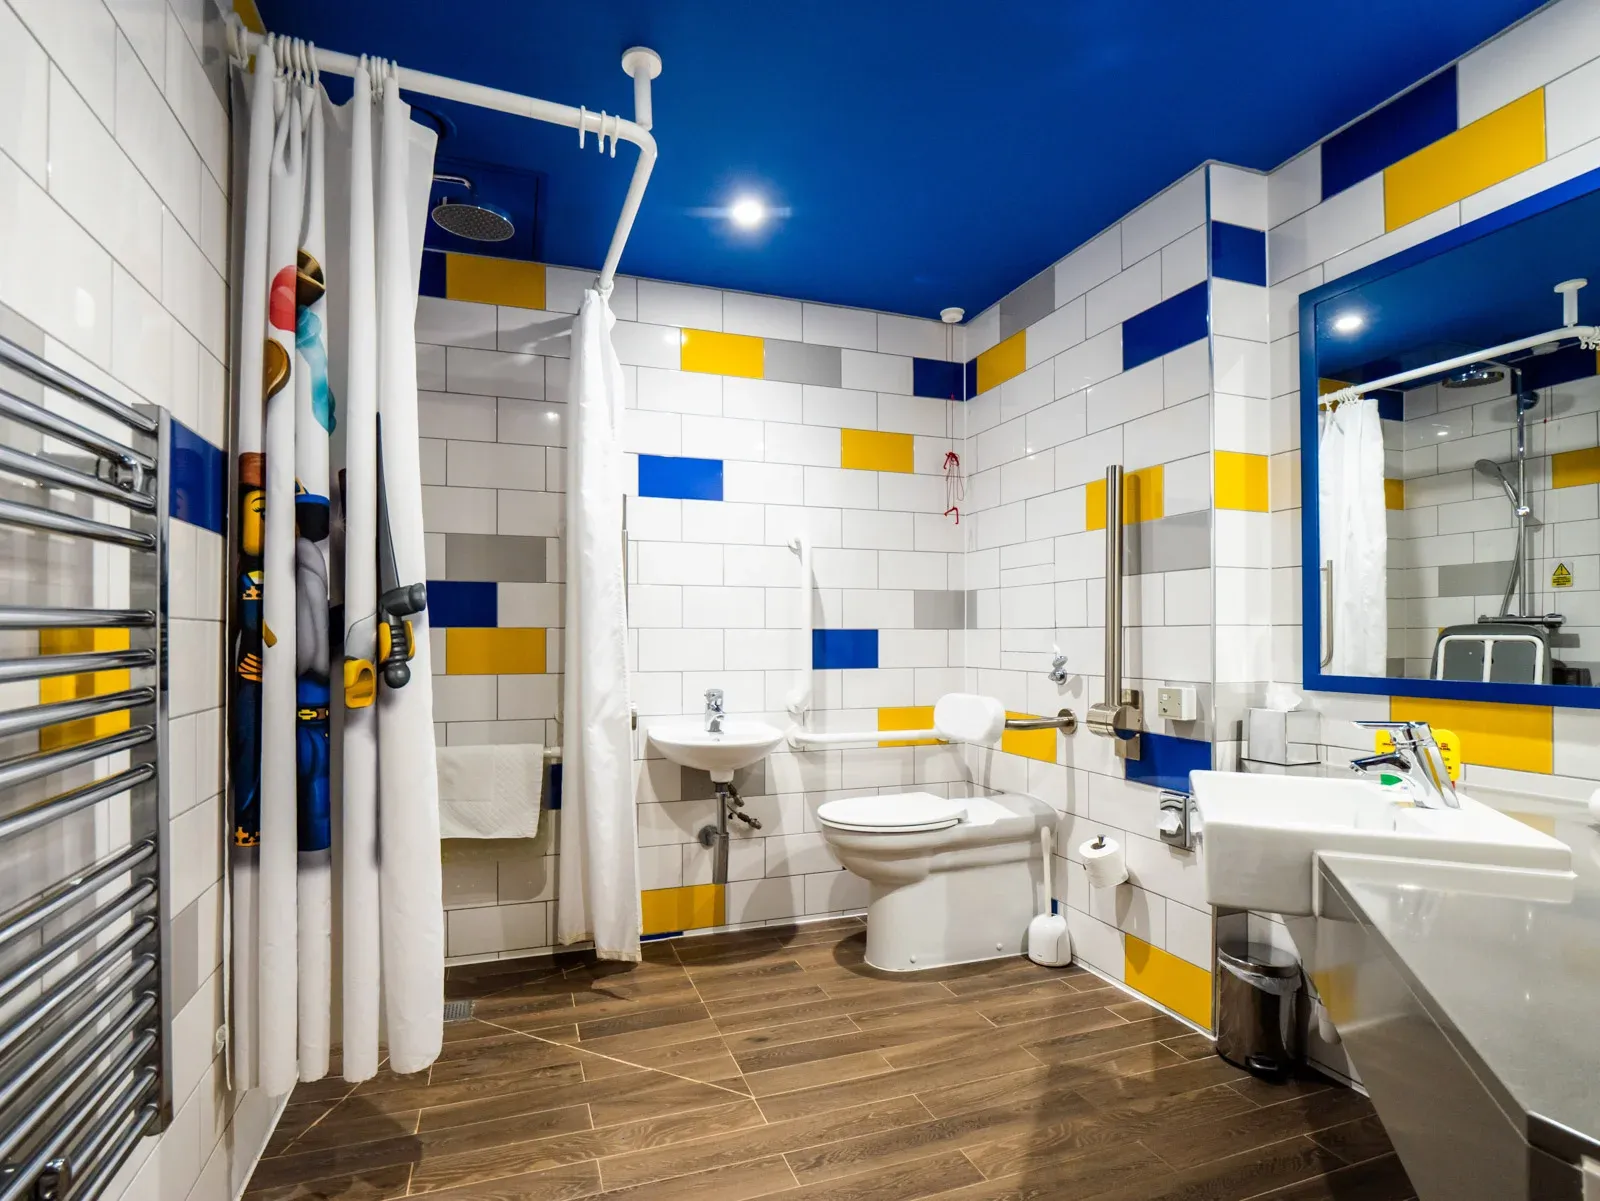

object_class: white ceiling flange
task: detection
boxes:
[940,307,964,324]
[1555,278,1587,327]
[621,47,662,132]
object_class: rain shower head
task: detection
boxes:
[431,173,515,242]
[1442,363,1506,388]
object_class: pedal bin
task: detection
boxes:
[1214,941,1302,1078]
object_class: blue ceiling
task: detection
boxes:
[257,0,1548,318]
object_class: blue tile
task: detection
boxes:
[641,931,681,942]
[1375,390,1404,423]
[963,358,978,402]
[812,628,878,669]
[1524,343,1600,391]
[1123,731,1212,792]
[426,580,497,627]
[419,249,446,299]
[1122,283,1208,372]
[1211,222,1267,287]
[638,455,723,501]
[169,419,225,535]
[1322,67,1457,200]
[548,762,562,810]
[913,357,964,400]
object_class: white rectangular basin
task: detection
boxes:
[1191,770,1573,915]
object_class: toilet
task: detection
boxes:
[818,790,1056,971]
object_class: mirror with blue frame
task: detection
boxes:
[1301,168,1600,707]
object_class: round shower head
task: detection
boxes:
[431,199,515,242]
[1442,363,1506,388]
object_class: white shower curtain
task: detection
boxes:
[230,44,442,1095]
[559,290,639,962]
[1319,397,1388,676]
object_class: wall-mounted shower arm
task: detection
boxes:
[230,24,660,294]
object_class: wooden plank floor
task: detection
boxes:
[244,919,1415,1200]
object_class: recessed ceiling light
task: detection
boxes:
[1333,312,1364,334]
[729,197,767,229]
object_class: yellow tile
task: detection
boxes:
[681,328,763,378]
[1317,378,1352,396]
[976,331,1026,395]
[1384,478,1405,510]
[841,428,914,474]
[1085,465,1164,530]
[39,628,132,750]
[878,705,939,747]
[1389,696,1552,773]
[232,0,265,33]
[1309,964,1357,1026]
[641,883,724,936]
[445,254,546,309]
[1214,451,1269,512]
[445,628,546,675]
[1552,446,1600,489]
[1124,935,1213,1029]
[1384,90,1545,230]
[1000,711,1056,763]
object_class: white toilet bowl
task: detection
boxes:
[817,791,1056,971]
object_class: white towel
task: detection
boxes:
[437,744,544,839]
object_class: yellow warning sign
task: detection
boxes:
[1553,562,1574,588]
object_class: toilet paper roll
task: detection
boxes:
[1080,835,1128,889]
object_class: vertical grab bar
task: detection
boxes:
[787,534,812,720]
[1086,465,1141,759]
[1321,560,1335,668]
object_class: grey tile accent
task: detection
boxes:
[680,760,766,801]
[764,338,842,387]
[445,534,548,582]
[999,270,1056,341]
[913,589,968,629]
[170,896,200,1011]
[1437,560,1513,597]
[1126,510,1210,576]
[965,589,981,630]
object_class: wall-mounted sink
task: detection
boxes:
[1190,770,1573,915]
[648,720,786,782]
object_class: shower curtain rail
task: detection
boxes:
[1320,324,1600,405]
[229,21,661,294]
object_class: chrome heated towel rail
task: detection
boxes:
[0,333,169,1200]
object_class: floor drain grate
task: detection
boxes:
[442,999,475,1023]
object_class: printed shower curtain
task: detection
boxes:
[1319,396,1388,676]
[230,41,443,1096]
[558,290,639,962]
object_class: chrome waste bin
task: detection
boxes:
[1215,941,1302,1078]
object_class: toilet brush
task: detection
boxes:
[1026,826,1072,967]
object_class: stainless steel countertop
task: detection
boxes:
[1321,787,1600,1164]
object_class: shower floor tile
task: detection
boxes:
[243,919,1414,1200]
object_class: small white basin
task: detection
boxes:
[1191,770,1572,915]
[648,720,786,782]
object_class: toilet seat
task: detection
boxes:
[816,792,966,833]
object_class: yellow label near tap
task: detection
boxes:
[1375,728,1460,782]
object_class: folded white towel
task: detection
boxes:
[437,744,544,839]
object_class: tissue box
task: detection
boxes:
[1244,708,1319,766]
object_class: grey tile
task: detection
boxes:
[680,760,766,802]
[999,270,1056,341]
[965,589,982,630]
[170,896,200,1011]
[445,534,548,582]
[764,338,842,387]
[1437,560,1513,597]
[1127,510,1211,576]
[913,589,967,630]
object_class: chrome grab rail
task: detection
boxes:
[0,334,169,1197]
[1085,464,1141,759]
[1003,711,1078,732]
[1321,559,1335,668]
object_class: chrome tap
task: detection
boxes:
[1350,720,1459,809]
[704,688,725,734]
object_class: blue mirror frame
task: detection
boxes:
[1299,163,1600,709]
